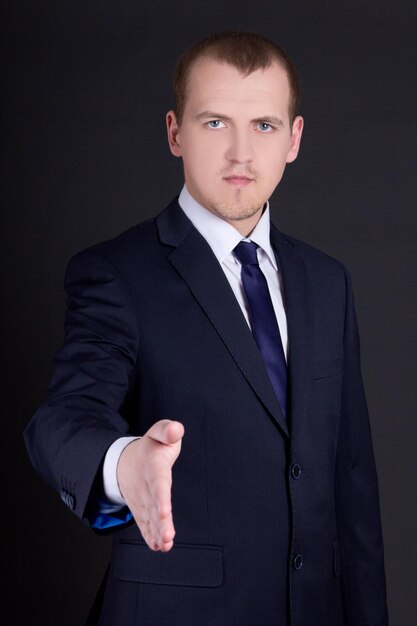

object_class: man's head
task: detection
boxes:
[166,31,304,235]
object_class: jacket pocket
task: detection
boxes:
[333,538,341,577]
[114,540,223,588]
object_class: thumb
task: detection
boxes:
[145,419,185,446]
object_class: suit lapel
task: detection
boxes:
[157,199,289,437]
[270,225,312,451]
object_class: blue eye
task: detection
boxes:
[258,122,273,132]
[207,120,223,129]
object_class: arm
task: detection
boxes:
[23,247,183,548]
[23,248,139,524]
[335,268,389,625]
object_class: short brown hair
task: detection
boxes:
[173,31,301,126]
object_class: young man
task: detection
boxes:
[24,31,388,625]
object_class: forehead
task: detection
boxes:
[184,57,291,117]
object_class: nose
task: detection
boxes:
[225,127,254,164]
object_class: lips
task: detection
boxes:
[224,176,254,186]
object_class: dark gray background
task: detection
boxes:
[1,1,416,624]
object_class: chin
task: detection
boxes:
[211,197,265,221]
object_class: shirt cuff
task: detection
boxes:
[103,436,141,505]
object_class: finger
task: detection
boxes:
[144,528,159,552]
[147,474,173,522]
[134,500,165,552]
[159,511,175,545]
[148,494,167,529]
[128,485,159,547]
[146,419,185,446]
[150,506,175,542]
[147,502,175,550]
[132,493,175,552]
[159,540,174,552]
[135,515,156,550]
[143,505,175,552]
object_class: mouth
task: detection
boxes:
[223,176,254,187]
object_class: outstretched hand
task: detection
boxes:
[116,419,184,552]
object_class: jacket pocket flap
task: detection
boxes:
[114,541,223,588]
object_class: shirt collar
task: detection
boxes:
[178,184,278,270]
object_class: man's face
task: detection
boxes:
[166,57,303,234]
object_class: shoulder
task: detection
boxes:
[62,221,156,295]
[273,226,349,281]
[71,217,158,264]
[66,196,185,274]
[271,226,353,313]
[64,196,178,284]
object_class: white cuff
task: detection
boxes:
[102,436,141,505]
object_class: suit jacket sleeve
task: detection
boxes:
[23,247,139,524]
[336,268,389,625]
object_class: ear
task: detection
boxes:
[166,110,182,157]
[286,116,304,163]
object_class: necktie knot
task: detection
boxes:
[233,240,259,266]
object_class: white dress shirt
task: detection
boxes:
[102,184,288,505]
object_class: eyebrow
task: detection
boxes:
[195,111,233,122]
[253,116,284,128]
[195,111,284,127]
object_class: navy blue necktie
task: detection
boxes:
[234,241,288,419]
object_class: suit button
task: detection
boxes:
[60,489,76,510]
[293,554,304,570]
[291,463,301,479]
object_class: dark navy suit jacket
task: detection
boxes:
[24,198,388,625]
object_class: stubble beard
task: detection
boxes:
[209,199,264,222]
[207,180,266,223]
[186,169,268,224]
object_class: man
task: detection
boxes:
[24,31,388,625]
